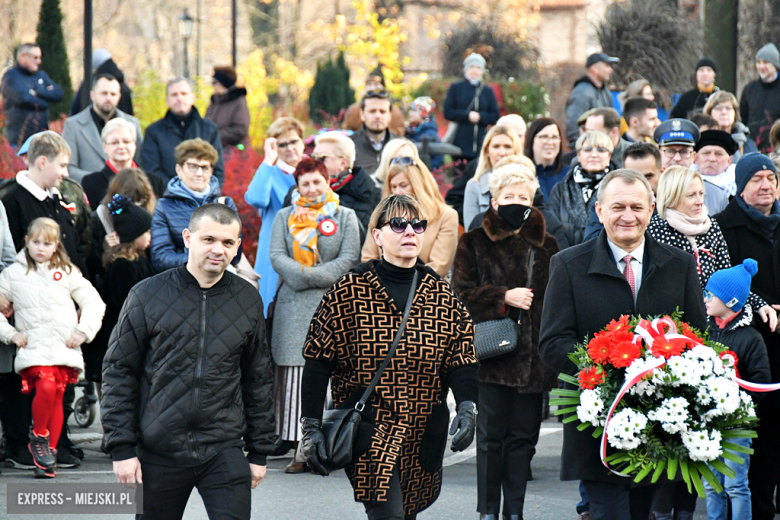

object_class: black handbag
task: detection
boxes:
[320,270,419,470]
[473,249,535,361]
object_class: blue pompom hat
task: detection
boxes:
[705,259,759,311]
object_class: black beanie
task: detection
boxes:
[695,57,718,74]
[108,194,152,243]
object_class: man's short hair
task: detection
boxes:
[622,98,658,126]
[174,138,219,166]
[16,43,39,60]
[28,131,71,164]
[166,77,193,95]
[189,203,242,234]
[314,131,356,168]
[690,113,719,131]
[360,89,393,110]
[101,118,137,143]
[91,72,119,90]
[623,142,661,169]
[590,107,621,132]
[597,168,654,206]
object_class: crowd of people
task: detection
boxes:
[1,38,780,520]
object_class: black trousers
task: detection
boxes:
[581,481,655,520]
[362,465,417,520]
[137,447,251,520]
[749,420,780,520]
[0,371,32,451]
[477,383,543,515]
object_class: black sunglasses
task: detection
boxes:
[380,217,427,234]
[363,89,391,100]
[390,156,416,167]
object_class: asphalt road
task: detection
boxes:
[0,393,770,519]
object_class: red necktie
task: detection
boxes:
[622,254,635,299]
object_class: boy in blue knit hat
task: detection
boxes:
[703,259,771,520]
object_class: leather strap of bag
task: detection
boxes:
[516,249,535,326]
[355,269,419,412]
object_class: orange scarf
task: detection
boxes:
[288,189,340,269]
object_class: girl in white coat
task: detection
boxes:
[0,218,105,478]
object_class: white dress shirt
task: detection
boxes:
[606,237,646,302]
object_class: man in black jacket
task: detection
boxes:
[350,89,400,177]
[714,153,780,519]
[102,203,276,519]
[539,169,707,520]
[141,78,224,192]
[740,44,780,153]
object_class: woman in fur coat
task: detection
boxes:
[452,163,560,520]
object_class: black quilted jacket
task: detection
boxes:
[101,266,276,467]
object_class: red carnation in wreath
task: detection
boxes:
[651,337,693,359]
[606,315,630,332]
[720,350,741,379]
[608,340,641,368]
[587,334,612,363]
[578,366,604,390]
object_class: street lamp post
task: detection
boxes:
[178,9,194,79]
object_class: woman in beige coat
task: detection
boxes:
[361,158,458,276]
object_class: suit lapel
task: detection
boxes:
[78,112,107,159]
[587,232,626,281]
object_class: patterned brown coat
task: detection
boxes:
[303,260,478,515]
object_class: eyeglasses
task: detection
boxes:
[390,156,416,166]
[380,217,428,234]
[703,290,715,302]
[277,138,301,150]
[309,153,342,162]
[363,89,391,101]
[662,148,694,158]
[183,162,213,174]
[711,104,735,113]
[580,147,610,154]
[535,134,561,143]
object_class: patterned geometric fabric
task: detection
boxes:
[304,263,477,516]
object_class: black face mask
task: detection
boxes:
[497,203,533,230]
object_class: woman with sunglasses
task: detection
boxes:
[245,116,307,316]
[546,130,613,247]
[463,125,524,229]
[453,162,559,520]
[361,157,458,277]
[373,138,425,187]
[150,138,241,272]
[268,157,361,473]
[299,194,478,520]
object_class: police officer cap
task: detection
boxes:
[653,118,700,147]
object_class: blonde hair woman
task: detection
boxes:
[362,158,459,276]
[648,165,776,326]
[453,162,559,520]
[372,138,423,186]
[462,125,524,228]
[546,131,613,246]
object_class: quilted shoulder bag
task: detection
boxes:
[320,270,419,469]
[473,249,534,361]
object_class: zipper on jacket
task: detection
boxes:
[189,291,208,463]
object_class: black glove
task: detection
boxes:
[300,418,329,476]
[449,401,477,452]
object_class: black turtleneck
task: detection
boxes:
[90,107,116,135]
[375,257,419,311]
[170,110,194,136]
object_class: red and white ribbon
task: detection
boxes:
[599,318,780,476]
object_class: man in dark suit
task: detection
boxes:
[539,169,707,520]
